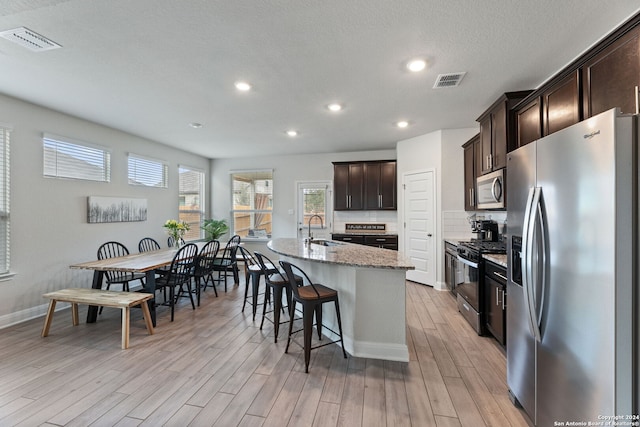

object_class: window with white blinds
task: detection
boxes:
[0,125,11,275]
[43,134,111,182]
[128,154,168,188]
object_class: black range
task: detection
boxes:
[455,240,506,335]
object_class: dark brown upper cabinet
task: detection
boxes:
[544,70,581,135]
[333,162,364,210]
[516,97,542,148]
[583,25,640,118]
[334,160,396,211]
[463,134,480,211]
[477,91,532,174]
[364,161,397,210]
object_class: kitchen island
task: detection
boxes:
[267,238,414,362]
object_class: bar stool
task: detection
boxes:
[237,246,268,320]
[279,260,347,373]
[254,252,301,342]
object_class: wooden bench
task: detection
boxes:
[42,288,154,349]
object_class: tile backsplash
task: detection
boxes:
[443,210,507,238]
[333,211,398,234]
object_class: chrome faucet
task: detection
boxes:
[307,214,324,240]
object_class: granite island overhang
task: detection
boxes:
[267,238,415,362]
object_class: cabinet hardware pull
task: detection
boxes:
[469,189,473,206]
[502,289,507,310]
[376,238,385,242]
[496,287,500,306]
[494,272,508,281]
[348,195,351,208]
[635,86,639,115]
[489,153,493,169]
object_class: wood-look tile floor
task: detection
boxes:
[0,276,530,426]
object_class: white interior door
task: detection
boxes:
[403,170,436,285]
[296,181,332,239]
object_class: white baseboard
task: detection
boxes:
[0,301,70,330]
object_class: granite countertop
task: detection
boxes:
[483,253,507,268]
[267,238,414,270]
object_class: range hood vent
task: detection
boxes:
[0,27,61,52]
[433,72,466,89]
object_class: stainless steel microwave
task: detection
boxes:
[476,169,504,209]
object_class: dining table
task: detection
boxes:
[70,242,206,326]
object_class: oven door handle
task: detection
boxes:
[457,255,478,269]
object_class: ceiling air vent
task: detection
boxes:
[0,27,61,52]
[433,72,466,89]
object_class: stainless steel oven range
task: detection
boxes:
[456,240,506,334]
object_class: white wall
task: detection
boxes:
[0,93,209,327]
[396,127,478,289]
[210,149,396,254]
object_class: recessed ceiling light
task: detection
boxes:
[286,130,298,137]
[235,81,252,91]
[396,121,409,128]
[189,122,203,128]
[406,59,426,72]
[327,103,342,112]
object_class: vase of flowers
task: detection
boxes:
[164,219,190,248]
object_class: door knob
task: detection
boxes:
[427,233,432,237]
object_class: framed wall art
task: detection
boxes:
[87,196,147,223]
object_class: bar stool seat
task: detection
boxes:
[279,260,347,373]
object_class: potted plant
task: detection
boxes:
[203,218,229,241]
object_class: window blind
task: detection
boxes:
[43,135,111,182]
[128,154,168,188]
[0,125,10,274]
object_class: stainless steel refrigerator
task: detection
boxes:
[506,108,637,426]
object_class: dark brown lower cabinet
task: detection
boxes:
[331,234,398,250]
[484,261,506,347]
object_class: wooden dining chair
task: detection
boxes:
[192,240,220,303]
[97,242,146,314]
[138,237,161,252]
[279,260,347,373]
[154,243,198,322]
[212,235,241,292]
[138,237,170,278]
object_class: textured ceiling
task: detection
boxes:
[0,1,639,159]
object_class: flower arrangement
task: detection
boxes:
[163,219,190,247]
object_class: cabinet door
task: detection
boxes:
[516,97,542,148]
[333,164,350,210]
[479,116,492,174]
[491,103,507,170]
[583,27,640,117]
[463,135,478,211]
[484,276,505,346]
[544,71,581,135]
[379,161,396,209]
[364,163,381,210]
[348,163,364,210]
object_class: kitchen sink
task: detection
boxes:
[308,239,342,247]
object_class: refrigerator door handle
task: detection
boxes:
[535,189,547,333]
[526,187,543,342]
[522,187,541,342]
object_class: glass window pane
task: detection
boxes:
[43,136,110,182]
[179,166,205,240]
[231,170,273,238]
[128,154,168,188]
[303,188,326,226]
